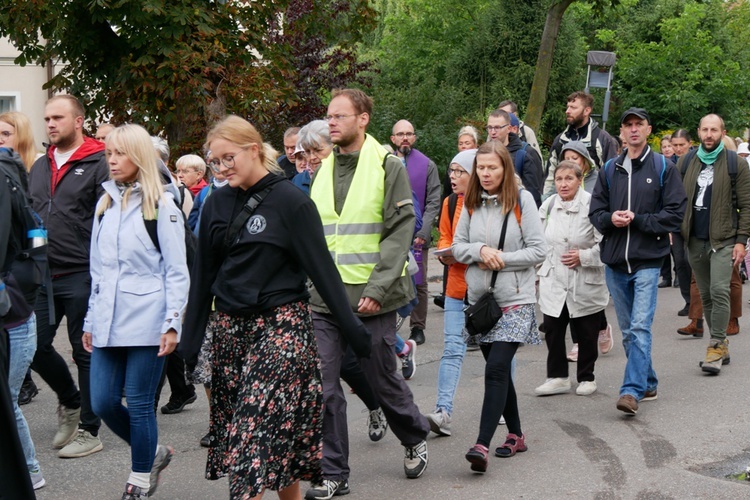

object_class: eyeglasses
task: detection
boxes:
[448,167,467,177]
[394,132,415,139]
[324,114,359,123]
[175,168,199,175]
[0,131,13,139]
[207,148,248,173]
[485,124,509,132]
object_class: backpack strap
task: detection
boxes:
[224,185,275,247]
[588,127,602,167]
[447,193,459,227]
[514,143,528,176]
[680,149,698,178]
[143,208,161,253]
[727,150,739,228]
[604,158,615,189]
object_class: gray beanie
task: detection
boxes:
[451,148,477,175]
[560,141,595,169]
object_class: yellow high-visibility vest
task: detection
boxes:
[311,134,402,284]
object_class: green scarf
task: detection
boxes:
[697,141,724,165]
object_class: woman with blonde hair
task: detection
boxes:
[180,115,370,499]
[452,140,546,473]
[82,124,189,499]
[0,111,38,169]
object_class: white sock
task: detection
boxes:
[127,471,150,492]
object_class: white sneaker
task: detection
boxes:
[598,324,613,355]
[576,381,597,396]
[498,415,506,425]
[534,377,571,396]
[567,344,579,362]
[426,409,452,436]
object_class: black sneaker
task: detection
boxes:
[18,377,39,406]
[121,483,148,500]
[305,479,350,499]
[404,440,428,478]
[160,393,197,414]
[409,328,425,346]
[400,339,417,380]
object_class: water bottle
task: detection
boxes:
[28,228,48,248]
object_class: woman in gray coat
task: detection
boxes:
[82,124,189,500]
[452,140,547,473]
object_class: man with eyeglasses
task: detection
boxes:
[306,89,430,499]
[389,120,440,346]
[486,109,544,207]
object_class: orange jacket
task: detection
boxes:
[438,195,467,300]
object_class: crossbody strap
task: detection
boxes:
[224,186,274,247]
[489,210,512,290]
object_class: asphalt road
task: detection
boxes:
[24,252,750,499]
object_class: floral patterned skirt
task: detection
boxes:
[206,301,323,499]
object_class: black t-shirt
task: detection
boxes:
[692,163,713,240]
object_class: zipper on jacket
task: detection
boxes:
[624,164,632,273]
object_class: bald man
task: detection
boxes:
[390,120,441,345]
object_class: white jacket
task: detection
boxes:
[537,189,608,318]
[83,181,189,347]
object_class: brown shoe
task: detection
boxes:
[616,395,638,415]
[727,317,739,336]
[677,319,704,337]
[700,339,730,374]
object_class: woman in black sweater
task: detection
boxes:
[180,115,370,500]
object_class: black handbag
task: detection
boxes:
[465,211,511,336]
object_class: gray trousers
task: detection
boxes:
[312,310,429,480]
[688,238,733,340]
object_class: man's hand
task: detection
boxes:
[158,329,178,357]
[358,297,382,314]
[414,237,426,247]
[732,243,746,267]
[611,210,633,227]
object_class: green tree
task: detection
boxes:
[0,0,376,157]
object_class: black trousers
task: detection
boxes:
[672,232,692,305]
[340,345,379,412]
[543,305,603,383]
[477,341,520,447]
[32,271,100,434]
[0,327,35,499]
[155,351,195,409]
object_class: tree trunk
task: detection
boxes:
[525,0,576,131]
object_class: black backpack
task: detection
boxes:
[0,148,51,307]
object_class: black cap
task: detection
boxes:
[620,107,650,124]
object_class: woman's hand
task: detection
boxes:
[438,255,457,266]
[560,249,581,269]
[82,332,93,353]
[480,245,505,271]
[158,329,178,357]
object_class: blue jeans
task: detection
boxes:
[8,314,40,473]
[91,347,164,472]
[436,297,467,415]
[605,266,659,399]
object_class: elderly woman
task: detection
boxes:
[559,142,613,359]
[175,154,208,196]
[292,120,332,194]
[452,140,546,473]
[535,160,609,397]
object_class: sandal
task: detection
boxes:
[494,433,527,458]
[465,444,489,473]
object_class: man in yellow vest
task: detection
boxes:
[306,89,430,499]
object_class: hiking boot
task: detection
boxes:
[400,339,417,380]
[18,377,38,405]
[58,430,103,458]
[727,317,740,336]
[409,328,425,346]
[404,440,428,478]
[576,381,597,396]
[616,395,638,415]
[465,444,489,473]
[367,408,388,442]
[677,304,689,317]
[700,339,730,374]
[641,389,658,401]
[598,324,613,355]
[534,377,571,396]
[160,392,197,414]
[305,479,350,499]
[566,343,579,362]
[426,408,452,436]
[149,444,174,496]
[53,405,81,448]
[677,319,703,337]
[121,483,148,500]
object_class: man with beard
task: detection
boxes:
[678,114,750,375]
[390,120,441,346]
[486,109,543,206]
[28,95,109,458]
[543,91,619,200]
[306,89,429,499]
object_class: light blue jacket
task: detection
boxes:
[83,181,189,347]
